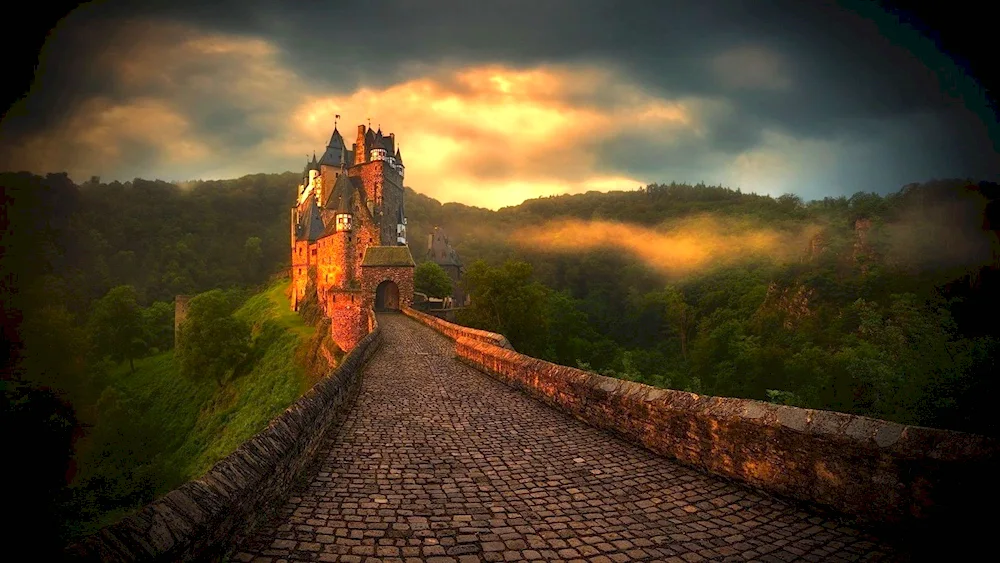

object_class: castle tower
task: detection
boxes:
[354,125,368,166]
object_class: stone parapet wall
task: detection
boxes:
[453,336,997,528]
[66,313,383,562]
[402,309,997,529]
[401,307,514,350]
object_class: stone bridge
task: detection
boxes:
[70,312,997,562]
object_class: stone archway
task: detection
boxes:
[375,280,400,311]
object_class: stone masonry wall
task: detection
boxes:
[402,307,514,350]
[362,265,415,311]
[65,315,383,562]
[402,307,999,531]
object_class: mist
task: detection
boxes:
[509,214,824,278]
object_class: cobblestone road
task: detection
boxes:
[236,313,908,562]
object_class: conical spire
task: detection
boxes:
[320,123,348,167]
[395,147,403,165]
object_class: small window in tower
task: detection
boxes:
[311,248,317,256]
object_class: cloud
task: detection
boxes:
[711,46,793,91]
[0,96,210,180]
[1,1,996,208]
[284,64,733,208]
[0,18,305,181]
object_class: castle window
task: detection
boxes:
[335,213,353,232]
[311,248,317,256]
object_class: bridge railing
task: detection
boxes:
[402,307,998,534]
[402,306,514,350]
[66,310,383,562]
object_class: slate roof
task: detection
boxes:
[361,246,415,267]
[395,147,403,165]
[299,196,325,242]
[325,174,356,213]
[319,126,348,167]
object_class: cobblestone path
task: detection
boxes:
[236,313,908,562]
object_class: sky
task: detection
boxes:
[1,0,998,210]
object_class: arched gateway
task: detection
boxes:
[361,246,415,316]
[375,280,401,311]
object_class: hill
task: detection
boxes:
[62,278,337,541]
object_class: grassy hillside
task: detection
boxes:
[67,278,330,539]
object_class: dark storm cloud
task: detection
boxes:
[1,0,996,204]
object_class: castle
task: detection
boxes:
[290,121,415,352]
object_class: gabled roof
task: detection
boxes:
[381,135,395,155]
[299,196,325,242]
[362,245,416,267]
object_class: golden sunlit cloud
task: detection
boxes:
[1,18,810,209]
[3,96,210,178]
[284,65,726,208]
[510,215,824,277]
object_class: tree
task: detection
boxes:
[89,285,147,373]
[142,301,174,353]
[243,236,263,283]
[414,261,453,298]
[458,260,550,356]
[175,289,251,386]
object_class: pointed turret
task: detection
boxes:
[320,124,348,167]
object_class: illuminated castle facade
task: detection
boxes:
[290,121,415,352]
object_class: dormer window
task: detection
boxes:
[335,213,353,232]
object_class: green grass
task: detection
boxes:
[68,278,327,538]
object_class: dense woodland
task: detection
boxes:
[2,171,998,552]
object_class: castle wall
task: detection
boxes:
[348,160,403,246]
[361,265,414,311]
[316,234,347,299]
[291,240,312,310]
[327,289,366,352]
[66,319,383,561]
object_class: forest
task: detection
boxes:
[2,170,998,553]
